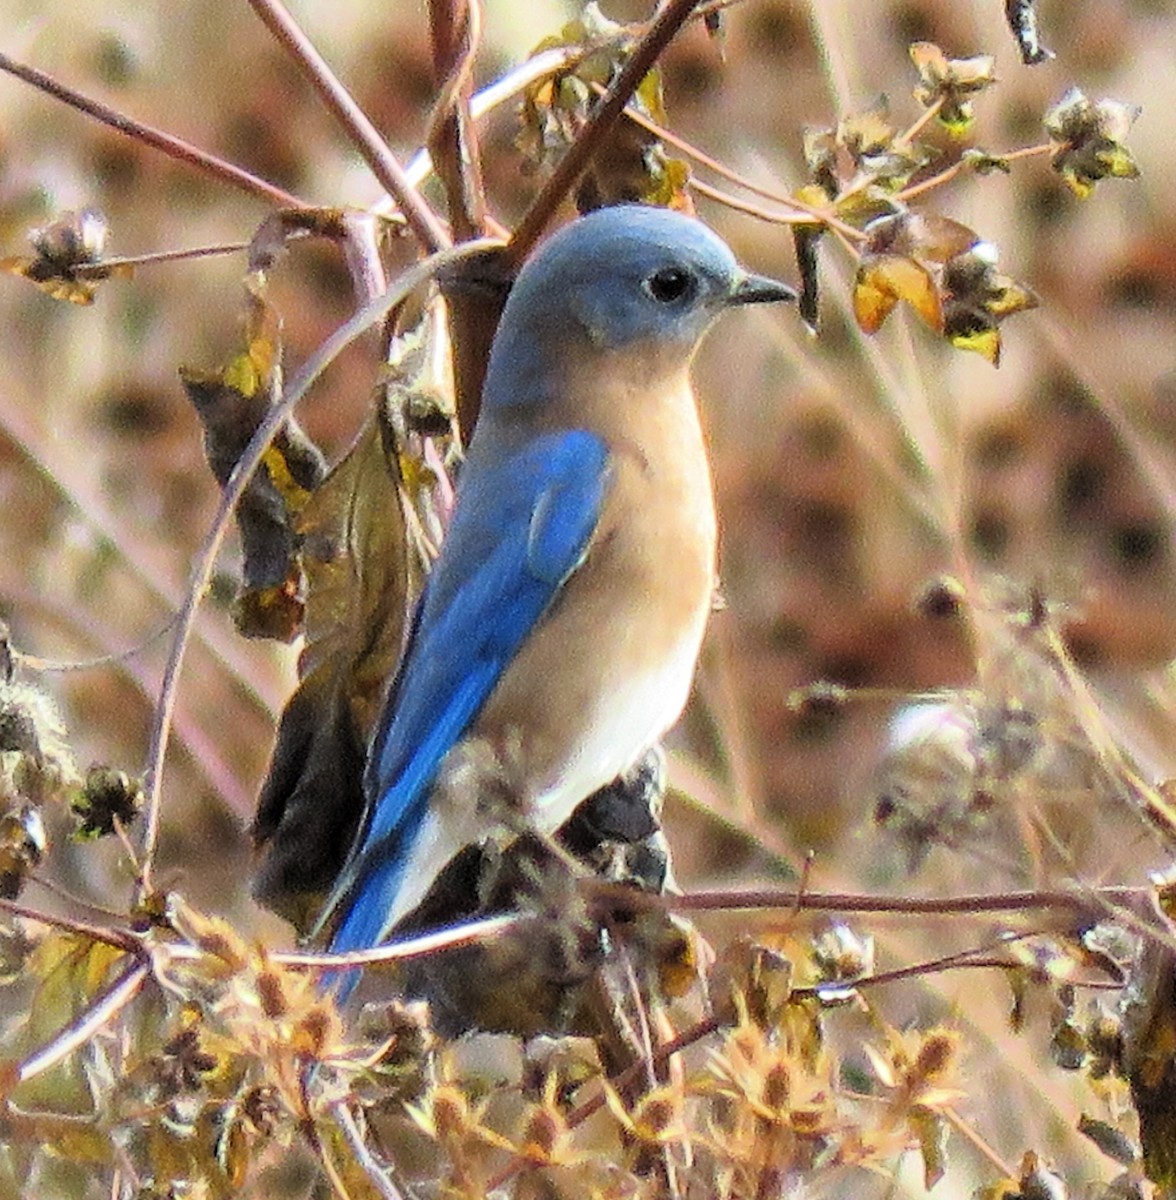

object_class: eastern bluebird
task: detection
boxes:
[324,204,794,978]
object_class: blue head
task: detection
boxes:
[482,205,794,410]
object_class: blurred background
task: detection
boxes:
[2,0,1176,1188]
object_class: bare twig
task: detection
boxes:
[0,897,139,951]
[276,911,523,970]
[137,238,500,892]
[507,0,707,266]
[396,45,585,198]
[17,960,148,1085]
[662,884,1147,920]
[72,241,253,277]
[0,52,306,209]
[427,0,488,239]
[246,0,450,254]
[332,1104,408,1200]
[602,86,867,242]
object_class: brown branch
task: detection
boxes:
[0,52,306,209]
[72,240,252,277]
[246,0,450,254]
[427,0,488,240]
[661,884,1147,921]
[0,897,139,951]
[506,0,707,267]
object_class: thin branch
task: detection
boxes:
[507,0,707,266]
[603,86,867,242]
[332,1103,408,1200]
[0,897,139,951]
[72,241,252,277]
[661,884,1147,920]
[246,0,450,255]
[0,52,306,209]
[17,960,148,1085]
[277,912,523,970]
[896,141,1054,203]
[427,0,488,239]
[397,45,584,198]
[941,1107,1018,1178]
[137,238,500,892]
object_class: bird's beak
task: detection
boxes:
[728,273,797,306]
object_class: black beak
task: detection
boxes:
[729,272,796,306]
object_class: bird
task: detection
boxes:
[324,203,794,979]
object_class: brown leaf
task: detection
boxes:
[180,278,328,641]
[252,418,413,929]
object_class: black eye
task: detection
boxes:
[644,266,697,304]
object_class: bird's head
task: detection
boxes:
[482,206,794,411]
[510,204,794,349]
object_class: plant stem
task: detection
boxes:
[0,51,306,209]
[246,0,450,254]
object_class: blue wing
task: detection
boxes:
[326,429,611,958]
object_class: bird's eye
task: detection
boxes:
[644,266,697,304]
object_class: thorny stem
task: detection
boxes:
[246,0,451,254]
[507,0,707,266]
[0,52,307,209]
[137,239,499,894]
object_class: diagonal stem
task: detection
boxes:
[507,0,706,266]
[246,0,451,254]
[0,51,306,209]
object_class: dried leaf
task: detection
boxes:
[792,222,823,333]
[910,1107,949,1188]
[1122,916,1176,1195]
[180,277,328,641]
[1077,1114,1138,1166]
[910,42,996,134]
[854,252,942,333]
[0,208,131,305]
[516,5,690,212]
[252,417,413,929]
[17,934,126,1105]
[1044,88,1141,198]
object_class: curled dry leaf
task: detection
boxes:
[516,2,692,213]
[1044,88,1141,198]
[179,277,328,641]
[0,207,132,305]
[910,42,996,135]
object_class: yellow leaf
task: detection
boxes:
[949,323,1002,364]
[854,254,942,333]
